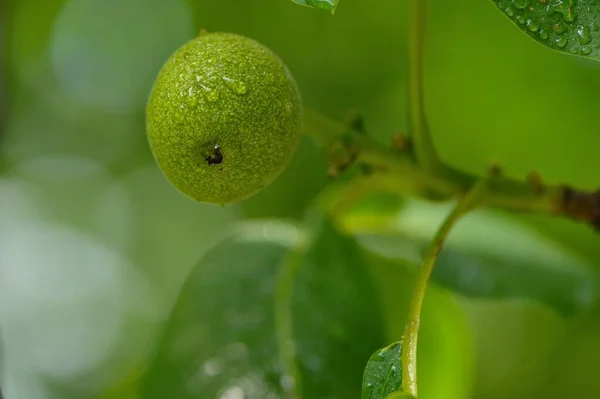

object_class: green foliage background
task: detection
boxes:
[2,0,600,398]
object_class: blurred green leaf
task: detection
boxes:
[345,199,599,315]
[4,95,142,172]
[6,0,64,87]
[290,0,339,14]
[362,341,403,399]
[463,300,565,399]
[97,368,141,399]
[50,0,194,113]
[518,215,600,267]
[540,304,600,398]
[122,165,241,311]
[140,224,299,399]
[291,218,386,398]
[490,0,600,61]
[139,215,388,399]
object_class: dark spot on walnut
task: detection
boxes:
[206,144,223,166]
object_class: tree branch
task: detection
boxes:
[303,108,600,231]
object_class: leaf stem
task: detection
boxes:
[274,248,305,399]
[408,0,440,172]
[401,178,489,396]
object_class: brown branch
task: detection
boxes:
[303,108,600,232]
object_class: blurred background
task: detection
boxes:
[2,0,600,398]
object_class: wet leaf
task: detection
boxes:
[362,341,403,399]
[122,165,241,312]
[140,222,302,399]
[290,0,339,14]
[490,0,600,61]
[291,218,387,398]
[139,218,386,399]
[347,199,599,316]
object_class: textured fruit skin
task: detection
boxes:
[146,32,303,204]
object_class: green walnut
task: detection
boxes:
[146,32,303,204]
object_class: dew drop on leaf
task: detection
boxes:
[553,22,568,34]
[577,25,592,45]
[555,36,568,48]
[527,19,540,32]
[512,0,528,10]
[550,1,577,23]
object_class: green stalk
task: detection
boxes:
[407,0,440,172]
[401,179,489,396]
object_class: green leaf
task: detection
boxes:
[464,300,566,399]
[140,222,301,399]
[140,218,386,399]
[123,165,241,311]
[291,218,387,397]
[347,199,599,315]
[545,305,600,397]
[490,0,600,61]
[290,0,339,14]
[362,342,403,399]
[97,368,141,399]
[50,0,194,112]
